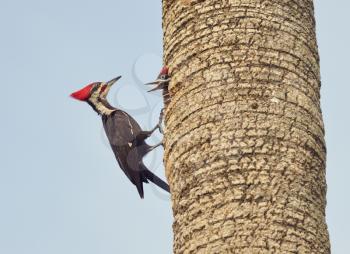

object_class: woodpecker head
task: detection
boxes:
[145,66,171,92]
[70,76,121,102]
[70,76,121,115]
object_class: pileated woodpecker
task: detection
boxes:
[70,76,169,198]
[145,66,171,105]
[146,67,171,133]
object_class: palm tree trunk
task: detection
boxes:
[162,0,330,253]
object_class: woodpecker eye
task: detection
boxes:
[90,84,99,94]
[160,75,166,79]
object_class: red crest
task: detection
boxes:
[160,66,169,76]
[70,83,95,101]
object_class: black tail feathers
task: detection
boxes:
[135,176,145,199]
[142,168,170,193]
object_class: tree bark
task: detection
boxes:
[162,0,330,253]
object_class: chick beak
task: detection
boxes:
[145,78,170,92]
[147,84,164,92]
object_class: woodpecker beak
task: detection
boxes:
[145,78,171,92]
[145,78,171,85]
[147,84,164,92]
[99,76,121,98]
[106,76,121,88]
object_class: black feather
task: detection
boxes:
[141,164,170,193]
[102,110,169,198]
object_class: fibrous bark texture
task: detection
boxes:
[162,0,329,253]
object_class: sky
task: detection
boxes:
[0,0,348,253]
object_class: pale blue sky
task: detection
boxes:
[0,1,348,253]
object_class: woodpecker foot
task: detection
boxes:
[150,123,159,133]
[136,109,164,142]
[149,141,163,152]
[136,126,158,141]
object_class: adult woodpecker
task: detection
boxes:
[70,76,169,198]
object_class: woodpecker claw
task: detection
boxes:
[149,141,164,152]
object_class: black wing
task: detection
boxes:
[102,110,169,198]
[102,110,146,197]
